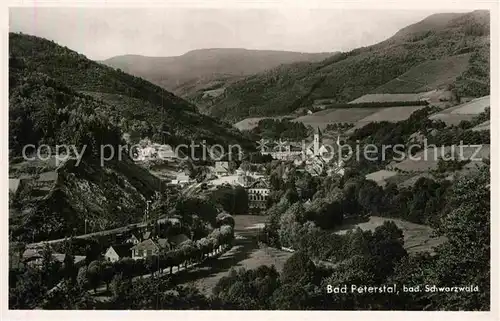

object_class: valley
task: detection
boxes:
[8,8,491,312]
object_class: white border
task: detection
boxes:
[1,1,498,320]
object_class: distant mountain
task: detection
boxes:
[206,10,490,122]
[102,48,335,106]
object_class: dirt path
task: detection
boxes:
[176,215,292,296]
[179,230,292,296]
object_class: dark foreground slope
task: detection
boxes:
[8,33,252,242]
[208,10,490,122]
[8,64,163,242]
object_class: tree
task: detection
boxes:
[42,282,92,309]
[284,188,299,204]
[179,242,196,269]
[280,251,317,285]
[175,197,218,227]
[216,212,235,228]
[101,261,115,291]
[87,260,102,293]
[76,266,89,289]
[145,255,159,277]
[240,161,252,173]
[62,253,77,284]
[211,186,248,215]
[429,167,490,310]
[110,273,124,298]
[9,267,46,309]
[369,221,407,280]
[213,266,280,309]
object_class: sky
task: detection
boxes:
[9,8,465,60]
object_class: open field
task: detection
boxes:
[365,170,399,187]
[202,88,225,98]
[429,95,489,125]
[373,54,471,93]
[233,116,290,131]
[398,173,435,188]
[450,95,490,114]
[472,120,490,131]
[349,92,428,104]
[9,155,58,178]
[293,108,383,129]
[356,106,427,123]
[335,216,447,253]
[428,113,478,126]
[388,145,490,172]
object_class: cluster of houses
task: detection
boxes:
[171,160,231,186]
[261,128,346,176]
[17,247,87,269]
[15,224,192,269]
[104,231,190,262]
[134,139,178,162]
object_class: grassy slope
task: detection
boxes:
[373,53,472,93]
[209,10,490,122]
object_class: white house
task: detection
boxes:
[157,144,176,159]
[214,161,230,176]
[172,171,191,185]
[104,244,133,262]
[125,234,140,245]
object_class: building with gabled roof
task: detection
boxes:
[129,234,188,260]
[214,161,230,176]
[105,244,133,262]
[125,234,140,245]
[131,238,168,260]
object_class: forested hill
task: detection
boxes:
[102,49,334,96]
[207,10,490,122]
[9,33,253,149]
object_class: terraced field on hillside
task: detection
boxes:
[356,106,427,123]
[472,120,490,131]
[349,92,428,104]
[233,116,291,131]
[387,145,490,172]
[293,108,384,129]
[373,54,472,93]
[429,95,490,125]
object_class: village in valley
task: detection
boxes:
[7,8,492,311]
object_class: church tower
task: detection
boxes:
[313,127,322,156]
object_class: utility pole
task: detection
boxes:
[144,200,151,222]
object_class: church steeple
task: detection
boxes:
[313,127,322,156]
[315,127,322,138]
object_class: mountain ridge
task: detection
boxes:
[206,10,490,122]
[9,32,253,149]
[102,48,336,99]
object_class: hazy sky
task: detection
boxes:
[9,8,463,60]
